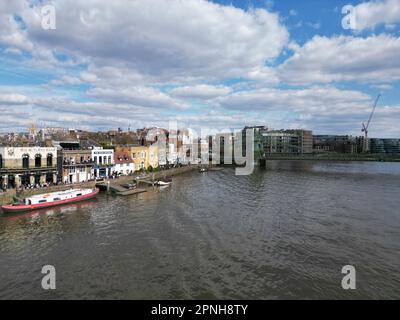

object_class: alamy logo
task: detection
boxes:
[341,5,357,30]
[41,5,56,30]
[41,265,56,290]
[341,265,356,290]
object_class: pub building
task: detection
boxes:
[0,147,58,189]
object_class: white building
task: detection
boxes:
[114,148,135,175]
[91,148,114,178]
[114,162,134,175]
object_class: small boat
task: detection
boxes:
[156,177,172,186]
[156,180,172,186]
[1,188,99,213]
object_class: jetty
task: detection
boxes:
[94,181,146,195]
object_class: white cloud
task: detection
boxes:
[347,0,400,31]
[170,85,231,100]
[0,93,29,105]
[18,0,288,81]
[370,83,393,91]
[50,75,82,86]
[87,86,187,110]
[218,86,371,114]
[279,34,400,85]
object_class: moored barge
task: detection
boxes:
[1,188,99,213]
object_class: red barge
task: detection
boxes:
[1,188,99,213]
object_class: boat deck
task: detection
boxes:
[28,188,88,199]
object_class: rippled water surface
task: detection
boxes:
[1,161,399,299]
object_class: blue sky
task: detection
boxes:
[0,0,400,137]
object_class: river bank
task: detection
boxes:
[0,165,197,206]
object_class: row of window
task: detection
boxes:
[64,155,92,164]
[93,155,112,165]
[132,152,156,159]
[68,166,87,174]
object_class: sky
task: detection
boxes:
[0,0,400,137]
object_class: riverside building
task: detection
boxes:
[114,147,135,175]
[53,140,95,183]
[313,135,362,154]
[92,148,114,178]
[0,146,58,189]
[61,149,93,183]
[130,145,159,171]
[369,138,400,154]
[262,129,313,155]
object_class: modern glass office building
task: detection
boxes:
[370,139,400,154]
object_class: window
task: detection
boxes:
[38,200,47,203]
[94,156,97,163]
[0,154,2,168]
[103,156,107,164]
[35,154,42,167]
[22,154,29,169]
[98,156,102,164]
[108,156,111,164]
[47,153,53,167]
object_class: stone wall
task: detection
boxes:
[0,189,16,206]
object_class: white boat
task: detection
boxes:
[156,176,172,186]
[156,180,172,186]
[1,188,99,213]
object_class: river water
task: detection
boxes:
[0,161,399,299]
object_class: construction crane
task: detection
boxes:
[361,94,381,153]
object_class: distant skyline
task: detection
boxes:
[1,0,400,137]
